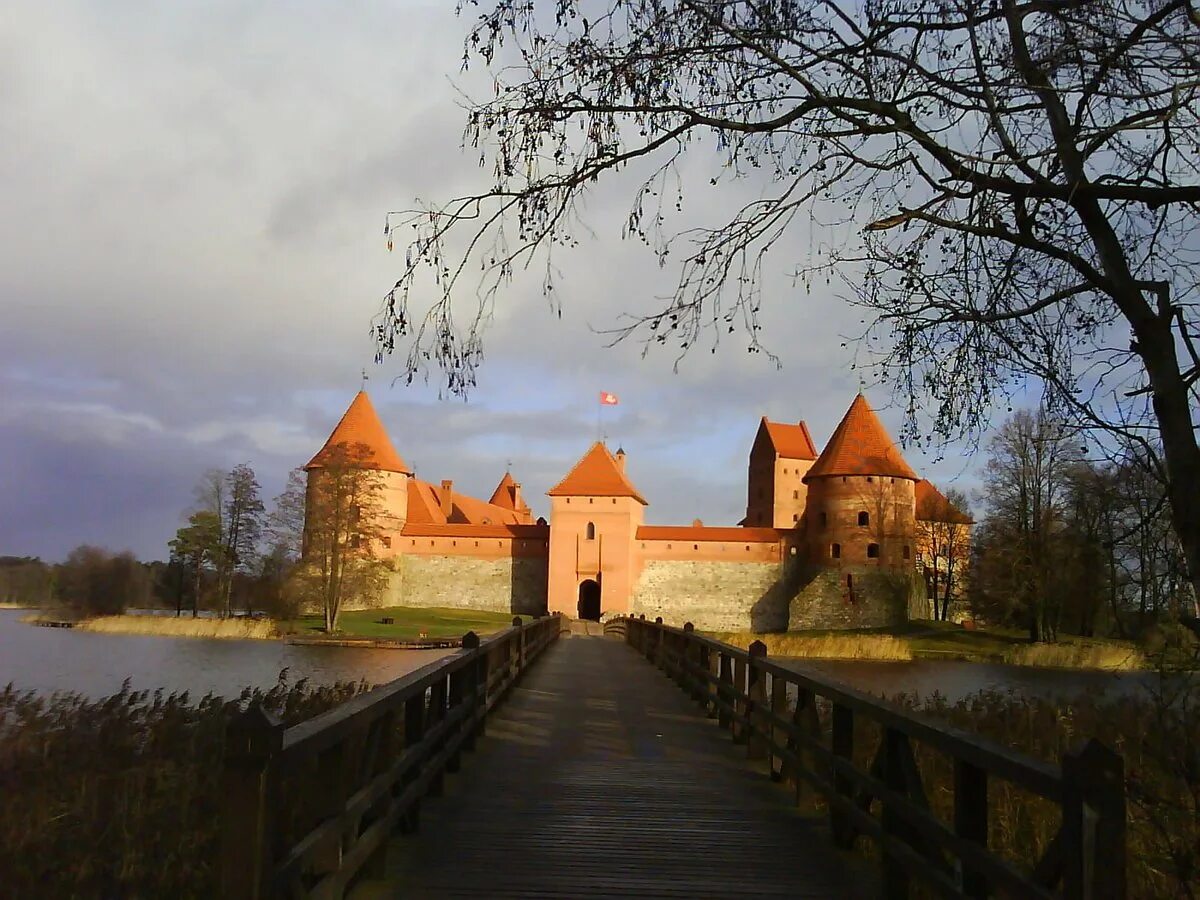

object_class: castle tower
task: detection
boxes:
[303,390,411,556]
[744,417,819,528]
[802,394,919,571]
[546,442,646,620]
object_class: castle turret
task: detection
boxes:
[303,390,410,554]
[802,394,918,570]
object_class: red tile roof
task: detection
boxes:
[488,471,530,516]
[400,523,548,539]
[406,479,525,526]
[804,394,918,481]
[305,391,411,474]
[759,418,818,460]
[637,526,785,542]
[915,480,974,524]
[548,443,648,505]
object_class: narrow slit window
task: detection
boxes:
[586,522,596,540]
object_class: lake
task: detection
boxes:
[0,609,1159,704]
[0,609,447,698]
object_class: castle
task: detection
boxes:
[302,391,969,631]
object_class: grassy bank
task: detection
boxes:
[710,621,1145,669]
[0,675,368,899]
[282,606,519,641]
[0,601,33,609]
[708,631,913,660]
[76,615,278,640]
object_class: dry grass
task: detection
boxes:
[1002,641,1145,671]
[0,601,33,609]
[76,615,278,641]
[708,632,914,660]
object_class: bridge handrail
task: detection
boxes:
[618,615,1125,900]
[219,613,564,900]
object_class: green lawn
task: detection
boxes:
[283,606,521,640]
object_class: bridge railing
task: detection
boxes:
[219,613,563,900]
[619,616,1125,900]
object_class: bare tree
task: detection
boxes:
[916,488,971,621]
[297,443,389,632]
[169,510,221,618]
[374,0,1200,600]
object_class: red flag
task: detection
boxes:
[599,391,619,406]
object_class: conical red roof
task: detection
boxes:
[304,391,411,474]
[804,394,918,482]
[488,472,523,510]
[548,443,647,505]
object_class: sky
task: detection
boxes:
[0,1,1006,562]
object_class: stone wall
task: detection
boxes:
[630,559,789,631]
[788,565,915,630]
[381,554,548,615]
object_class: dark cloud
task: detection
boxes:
[0,1,987,561]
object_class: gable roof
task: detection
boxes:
[803,394,918,482]
[755,417,818,460]
[548,442,648,505]
[305,391,411,474]
[405,479,525,526]
[915,480,974,524]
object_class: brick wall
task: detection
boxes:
[379,554,548,614]
[630,559,789,631]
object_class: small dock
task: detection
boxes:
[284,636,463,650]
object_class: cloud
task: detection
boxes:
[0,0,987,560]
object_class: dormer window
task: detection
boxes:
[586,522,596,541]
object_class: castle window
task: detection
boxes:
[858,511,870,527]
[693,544,699,550]
[349,504,361,524]
[586,522,596,540]
[589,498,594,504]
[820,512,827,528]
[831,543,841,559]
[866,476,873,483]
[350,534,360,549]
[612,498,617,504]
[867,543,880,559]
[783,467,788,474]
[790,546,798,556]
[903,545,911,559]
[793,490,799,499]
[381,536,392,549]
[792,514,799,523]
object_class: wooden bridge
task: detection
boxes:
[221,616,1126,899]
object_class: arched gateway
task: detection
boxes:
[577,579,601,621]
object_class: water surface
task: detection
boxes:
[0,609,447,698]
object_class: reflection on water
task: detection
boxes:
[780,657,1158,705]
[0,609,447,698]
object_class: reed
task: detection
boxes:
[0,674,368,899]
[1002,640,1145,670]
[709,631,913,660]
[76,615,278,640]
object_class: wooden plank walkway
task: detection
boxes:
[352,630,871,898]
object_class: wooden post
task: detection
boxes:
[399,690,425,833]
[220,705,284,900]
[732,653,749,744]
[746,641,767,759]
[512,616,525,671]
[1062,739,1126,900]
[682,623,698,700]
[427,675,448,796]
[699,644,715,717]
[881,728,911,899]
[954,759,988,898]
[770,674,788,782]
[831,703,855,848]
[717,652,733,730]
[654,617,664,668]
